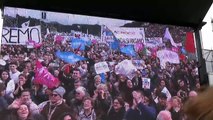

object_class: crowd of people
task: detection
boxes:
[0,19,202,120]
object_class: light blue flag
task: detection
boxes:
[56,51,87,64]
[71,38,86,51]
[120,45,136,56]
[102,25,120,50]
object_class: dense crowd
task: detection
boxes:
[0,21,201,120]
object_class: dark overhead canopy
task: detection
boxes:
[1,0,213,29]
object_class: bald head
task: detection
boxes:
[189,90,198,98]
[157,110,172,120]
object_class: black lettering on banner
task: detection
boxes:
[2,28,9,43]
[30,28,40,43]
[18,28,30,44]
[9,28,18,43]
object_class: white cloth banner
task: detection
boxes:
[107,27,145,44]
[157,49,180,68]
[115,59,137,79]
[145,37,163,48]
[2,26,42,45]
[94,62,110,74]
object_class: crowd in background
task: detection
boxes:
[0,19,201,120]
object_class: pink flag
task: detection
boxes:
[171,47,179,53]
[135,43,144,52]
[26,39,42,49]
[55,35,64,44]
[34,61,60,88]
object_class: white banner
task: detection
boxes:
[157,49,180,68]
[145,37,163,48]
[107,27,145,44]
[2,26,42,45]
[94,62,110,74]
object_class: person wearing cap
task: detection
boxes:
[156,92,168,114]
[41,86,72,120]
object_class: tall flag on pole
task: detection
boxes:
[102,25,120,50]
[164,28,182,47]
[185,32,196,53]
[56,51,87,64]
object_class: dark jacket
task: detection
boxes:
[124,103,156,120]
[41,101,72,120]
[107,107,126,120]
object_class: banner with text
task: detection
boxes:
[107,27,145,44]
[94,62,110,74]
[2,26,42,45]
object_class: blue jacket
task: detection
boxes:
[124,102,156,120]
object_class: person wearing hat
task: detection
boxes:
[41,86,73,120]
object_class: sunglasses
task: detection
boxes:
[50,94,59,97]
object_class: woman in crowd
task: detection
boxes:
[107,97,126,120]
[5,103,32,120]
[13,74,29,98]
[79,97,96,120]
[169,96,184,120]
[0,70,15,102]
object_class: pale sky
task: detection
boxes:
[201,3,213,50]
[0,6,213,49]
[3,7,132,27]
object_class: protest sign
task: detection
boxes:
[107,27,145,44]
[115,59,137,79]
[161,87,172,101]
[142,78,151,89]
[94,62,110,74]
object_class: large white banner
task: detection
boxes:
[157,49,180,68]
[107,27,145,44]
[115,59,137,79]
[2,26,42,45]
[94,62,110,74]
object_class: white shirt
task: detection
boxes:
[9,70,21,84]
[0,79,15,98]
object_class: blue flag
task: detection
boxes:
[102,25,120,50]
[71,38,86,51]
[100,73,106,84]
[56,51,87,64]
[120,45,136,56]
